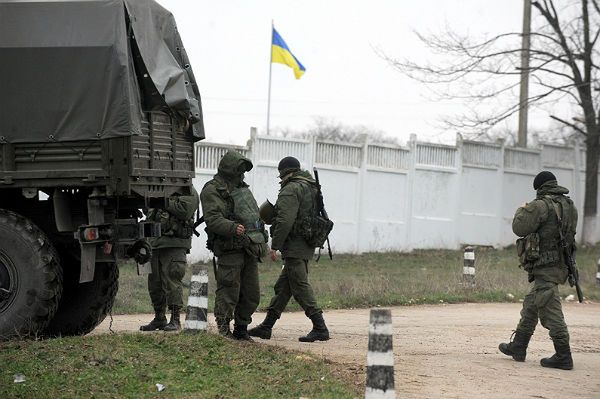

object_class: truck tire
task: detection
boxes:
[44,251,119,337]
[0,209,63,340]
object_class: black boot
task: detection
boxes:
[232,324,253,341]
[248,311,279,340]
[299,313,330,342]
[541,341,573,370]
[499,330,532,362]
[140,309,168,331]
[163,306,181,332]
[216,317,233,338]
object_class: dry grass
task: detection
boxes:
[112,245,600,315]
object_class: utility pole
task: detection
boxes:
[517,0,532,148]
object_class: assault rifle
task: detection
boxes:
[549,199,583,303]
[313,168,333,260]
[558,226,583,303]
[193,215,204,237]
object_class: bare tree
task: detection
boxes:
[380,0,600,242]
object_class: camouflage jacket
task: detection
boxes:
[271,170,317,260]
[200,151,254,256]
[148,187,199,250]
[512,181,577,284]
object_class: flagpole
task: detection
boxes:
[266,20,274,135]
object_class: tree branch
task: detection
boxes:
[550,114,588,135]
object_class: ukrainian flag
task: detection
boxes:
[271,28,306,79]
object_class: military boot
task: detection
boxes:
[232,324,253,341]
[541,341,573,370]
[248,311,279,340]
[499,330,532,362]
[299,312,330,342]
[139,309,168,331]
[216,317,233,338]
[163,306,181,332]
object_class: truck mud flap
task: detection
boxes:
[79,244,96,283]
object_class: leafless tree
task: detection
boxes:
[379,0,600,241]
[269,116,399,145]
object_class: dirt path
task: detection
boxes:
[96,302,600,399]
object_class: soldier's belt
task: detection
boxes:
[533,250,560,267]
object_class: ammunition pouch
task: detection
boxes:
[207,228,268,258]
[516,233,540,272]
[244,229,269,259]
[150,209,194,239]
[532,250,560,268]
[294,215,334,248]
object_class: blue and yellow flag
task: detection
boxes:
[271,27,306,79]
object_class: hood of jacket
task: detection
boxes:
[536,180,569,198]
[280,169,316,186]
[217,150,253,179]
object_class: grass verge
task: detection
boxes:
[113,245,600,315]
[0,333,362,399]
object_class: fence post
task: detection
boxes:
[356,136,369,253]
[365,308,395,399]
[184,264,209,332]
[463,246,475,287]
[405,134,418,252]
[454,134,464,249]
[497,138,506,247]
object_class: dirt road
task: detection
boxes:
[96,302,600,399]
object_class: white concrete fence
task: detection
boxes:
[190,131,593,262]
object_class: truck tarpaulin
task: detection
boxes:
[0,0,204,144]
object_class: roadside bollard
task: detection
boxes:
[365,308,395,399]
[463,246,475,287]
[184,264,208,332]
[597,258,600,286]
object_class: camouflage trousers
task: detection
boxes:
[516,279,570,346]
[147,247,187,310]
[214,252,260,326]
[267,257,322,318]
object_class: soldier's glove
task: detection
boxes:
[127,239,153,264]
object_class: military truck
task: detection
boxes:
[0,0,203,338]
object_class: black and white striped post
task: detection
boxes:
[365,308,395,399]
[184,264,208,332]
[596,257,600,286]
[463,246,475,287]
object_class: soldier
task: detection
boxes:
[140,187,200,332]
[249,156,330,342]
[499,171,577,370]
[200,150,267,340]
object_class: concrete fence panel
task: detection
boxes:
[188,133,595,262]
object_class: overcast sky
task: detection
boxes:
[158,0,543,146]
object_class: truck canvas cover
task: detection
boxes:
[0,0,204,144]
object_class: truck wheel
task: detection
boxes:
[0,210,63,339]
[44,251,119,337]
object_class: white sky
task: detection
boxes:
[157,0,549,146]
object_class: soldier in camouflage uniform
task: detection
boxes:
[140,187,200,332]
[499,171,577,370]
[249,156,330,343]
[200,150,267,340]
